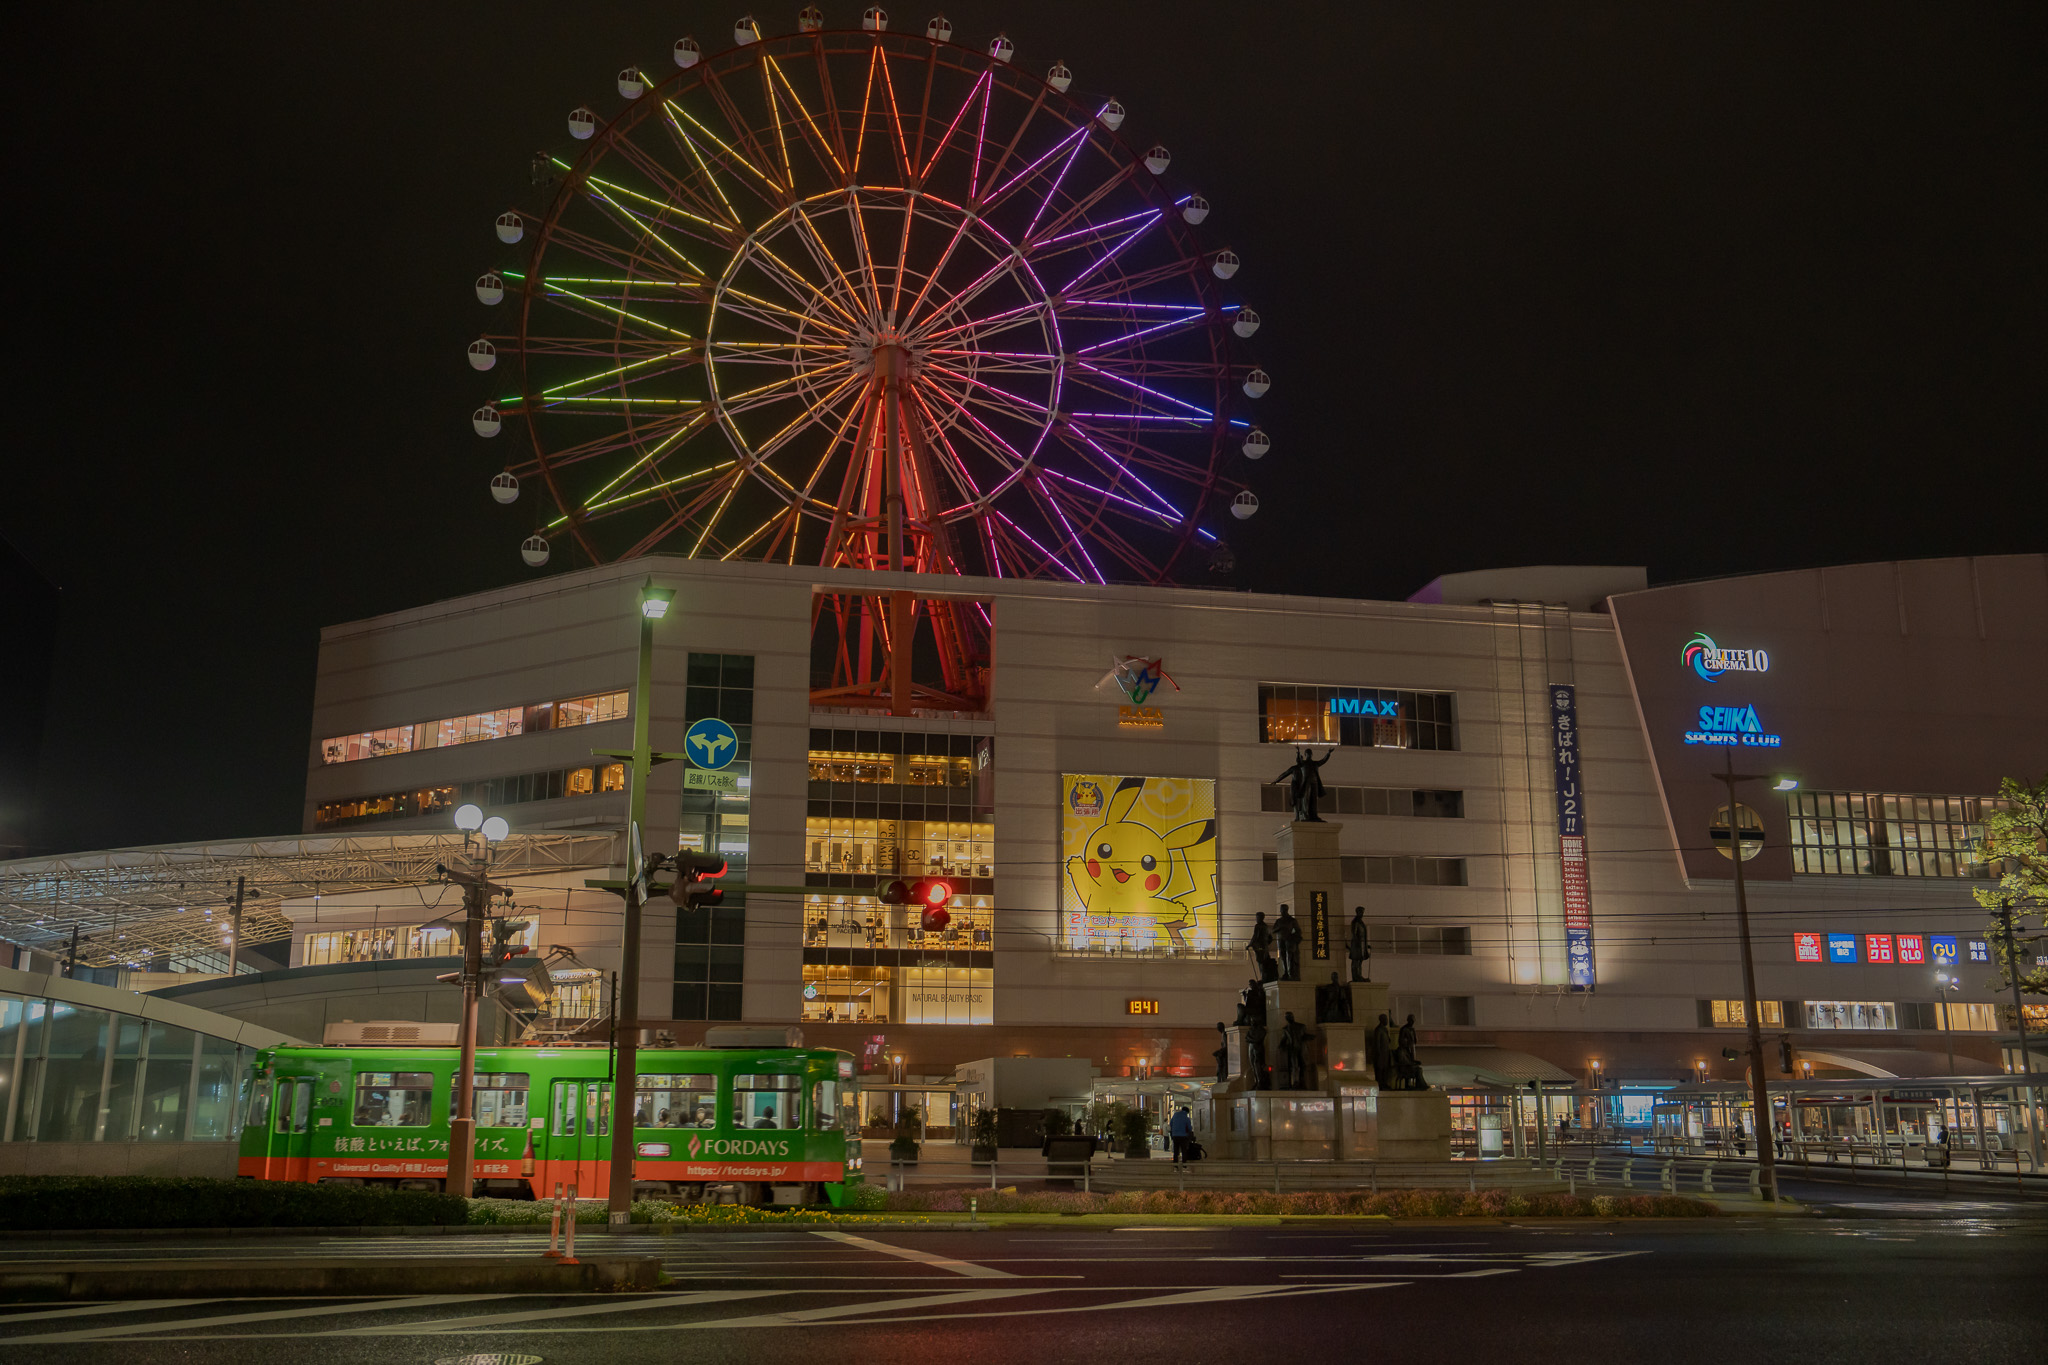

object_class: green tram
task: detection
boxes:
[239,1029,863,1205]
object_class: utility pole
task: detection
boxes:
[1997,899,2041,1172]
[226,876,245,975]
[598,579,676,1224]
[440,852,505,1199]
[1715,752,1780,1202]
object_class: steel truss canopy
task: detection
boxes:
[0,831,622,970]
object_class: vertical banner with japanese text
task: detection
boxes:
[1549,684,1596,991]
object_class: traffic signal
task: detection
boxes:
[488,917,531,968]
[882,877,955,932]
[1720,1046,1741,1062]
[673,851,728,909]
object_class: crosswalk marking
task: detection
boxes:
[682,1287,1051,1328]
[0,1299,208,1326]
[338,1289,783,1334]
[7,1294,507,1344]
[811,1230,1019,1278]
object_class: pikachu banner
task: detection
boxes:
[1059,775,1219,952]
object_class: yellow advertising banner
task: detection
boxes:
[1059,774,1219,952]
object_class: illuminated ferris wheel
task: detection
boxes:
[468,9,1268,706]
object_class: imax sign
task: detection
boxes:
[1329,697,1400,717]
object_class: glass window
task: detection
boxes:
[189,1036,242,1140]
[1257,684,1456,750]
[555,691,630,727]
[246,1077,272,1132]
[734,1074,802,1129]
[354,1070,435,1126]
[636,1074,716,1128]
[471,1072,530,1127]
[32,1004,110,1144]
[813,1079,854,1131]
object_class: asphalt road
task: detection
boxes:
[1,1216,2042,1364]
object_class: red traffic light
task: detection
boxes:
[921,879,952,908]
[882,877,954,909]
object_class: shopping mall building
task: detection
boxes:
[276,552,2044,1091]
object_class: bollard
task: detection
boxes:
[1569,1172,1576,1197]
[544,1180,565,1259]
[968,1196,980,1229]
[562,1182,581,1266]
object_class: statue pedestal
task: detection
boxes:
[1375,1090,1454,1161]
[1223,1026,1254,1083]
[1276,821,1344,970]
[1211,1089,1340,1160]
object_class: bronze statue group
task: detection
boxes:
[1214,901,1428,1093]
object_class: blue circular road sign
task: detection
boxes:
[683,717,739,771]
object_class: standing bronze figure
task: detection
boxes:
[1315,970,1353,1024]
[1212,1021,1231,1083]
[1370,1012,1395,1090]
[1245,911,1277,982]
[1278,1012,1315,1091]
[1274,904,1303,981]
[1272,746,1335,823]
[1347,906,1372,982]
[1236,978,1265,1027]
[1245,1014,1270,1091]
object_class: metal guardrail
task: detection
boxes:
[1545,1154,1764,1201]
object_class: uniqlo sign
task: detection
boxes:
[1897,934,1926,965]
[1865,934,1895,964]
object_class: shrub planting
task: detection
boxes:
[0,1175,468,1230]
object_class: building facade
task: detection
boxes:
[295,553,2047,1089]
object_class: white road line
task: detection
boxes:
[0,1299,209,1326]
[741,1281,1400,1327]
[811,1229,1018,1278]
[684,1287,1050,1328]
[337,1289,784,1334]
[6,1294,508,1344]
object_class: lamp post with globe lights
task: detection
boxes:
[1709,760,1799,1202]
[443,802,509,1198]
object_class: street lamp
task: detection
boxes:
[604,577,675,1223]
[1934,970,1961,1077]
[444,805,508,1199]
[1709,755,1795,1203]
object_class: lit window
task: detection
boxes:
[566,767,595,796]
[635,1074,716,1129]
[600,763,626,792]
[1708,999,1784,1027]
[354,1071,435,1127]
[469,1073,529,1127]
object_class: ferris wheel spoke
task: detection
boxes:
[1010,126,1093,242]
[744,240,866,333]
[655,104,751,228]
[1034,473,1169,581]
[1024,160,1143,259]
[713,292,853,348]
[1031,205,1161,257]
[916,68,992,185]
[1053,213,1163,297]
[698,65,795,202]
[537,279,696,341]
[1046,423,1196,520]
[918,363,1053,430]
[870,43,917,188]
[535,221,709,298]
[1069,311,1213,354]
[570,149,733,246]
[513,411,702,476]
[836,193,891,323]
[717,363,855,418]
[895,207,978,325]
[1066,363,1212,420]
[1000,485,1092,583]
[565,449,736,529]
[534,351,704,404]
[787,204,877,323]
[572,178,713,280]
[663,95,784,209]
[804,39,855,174]
[1064,418,1233,490]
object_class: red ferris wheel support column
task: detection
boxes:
[878,339,913,717]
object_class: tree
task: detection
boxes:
[1973,774,2048,998]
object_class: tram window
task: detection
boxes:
[735,1074,802,1129]
[636,1074,716,1128]
[247,1081,271,1132]
[470,1073,530,1127]
[812,1079,852,1131]
[552,1080,579,1137]
[273,1080,311,1134]
[354,1071,435,1127]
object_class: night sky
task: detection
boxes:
[7,3,2042,855]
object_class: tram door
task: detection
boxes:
[273,1078,313,1179]
[550,1080,612,1196]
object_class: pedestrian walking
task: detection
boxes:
[1168,1105,1195,1164]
